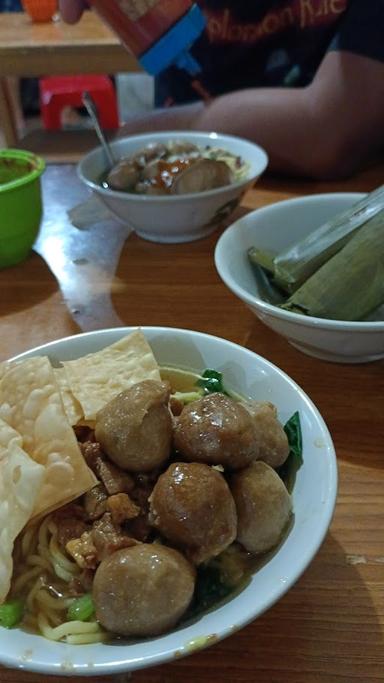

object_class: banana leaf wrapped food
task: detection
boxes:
[248,185,384,294]
[280,210,384,320]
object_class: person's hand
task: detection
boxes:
[59,0,88,23]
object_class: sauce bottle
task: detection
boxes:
[87,0,206,76]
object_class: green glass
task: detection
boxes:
[0,149,45,268]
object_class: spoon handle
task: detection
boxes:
[82,91,115,168]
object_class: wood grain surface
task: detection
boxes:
[0,162,383,683]
[0,9,140,146]
[0,11,139,76]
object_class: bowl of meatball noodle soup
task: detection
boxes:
[0,327,337,675]
[77,131,268,243]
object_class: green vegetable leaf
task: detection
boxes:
[188,564,233,618]
[248,254,286,305]
[277,411,303,492]
[0,599,24,628]
[196,369,228,395]
[67,594,95,622]
[284,411,303,462]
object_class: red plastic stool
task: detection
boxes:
[39,75,119,130]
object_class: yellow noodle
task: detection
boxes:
[21,523,39,558]
[36,590,71,612]
[51,620,101,638]
[66,632,106,645]
[37,516,51,551]
[50,560,75,583]
[26,554,51,571]
[39,544,54,566]
[13,512,106,644]
[49,535,78,574]
[41,521,80,583]
[38,613,101,641]
[47,520,57,535]
[26,577,45,611]
[12,565,44,593]
[43,608,63,627]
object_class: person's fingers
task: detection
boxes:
[59,0,87,24]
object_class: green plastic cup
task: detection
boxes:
[0,149,45,268]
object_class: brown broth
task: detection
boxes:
[0,158,34,186]
[160,365,202,392]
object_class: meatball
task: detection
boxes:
[230,461,292,555]
[95,380,172,472]
[106,159,140,191]
[149,462,237,564]
[244,401,290,468]
[174,393,261,470]
[171,159,231,194]
[133,142,167,166]
[93,544,195,637]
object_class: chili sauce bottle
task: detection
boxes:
[87,0,206,76]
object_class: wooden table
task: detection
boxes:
[0,164,384,683]
[0,10,139,147]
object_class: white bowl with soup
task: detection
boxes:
[78,131,268,243]
[0,327,337,676]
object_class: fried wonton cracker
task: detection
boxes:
[61,330,161,421]
[0,418,44,603]
[0,356,97,519]
[53,367,83,426]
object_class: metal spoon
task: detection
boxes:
[82,90,115,169]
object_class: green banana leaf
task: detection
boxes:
[249,185,384,294]
[280,210,384,320]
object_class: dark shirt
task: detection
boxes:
[0,0,22,10]
[156,0,384,106]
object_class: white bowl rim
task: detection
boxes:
[215,192,384,330]
[77,130,269,202]
[1,326,338,676]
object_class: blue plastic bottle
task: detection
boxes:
[88,0,206,76]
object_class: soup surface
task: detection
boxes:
[101,140,250,195]
[0,158,33,186]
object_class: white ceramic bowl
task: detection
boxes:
[1,327,337,676]
[78,131,268,243]
[215,193,384,363]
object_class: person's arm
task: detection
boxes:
[59,0,384,179]
[118,50,384,180]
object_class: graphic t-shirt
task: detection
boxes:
[0,0,22,10]
[155,0,384,106]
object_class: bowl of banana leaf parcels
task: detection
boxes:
[215,187,384,363]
